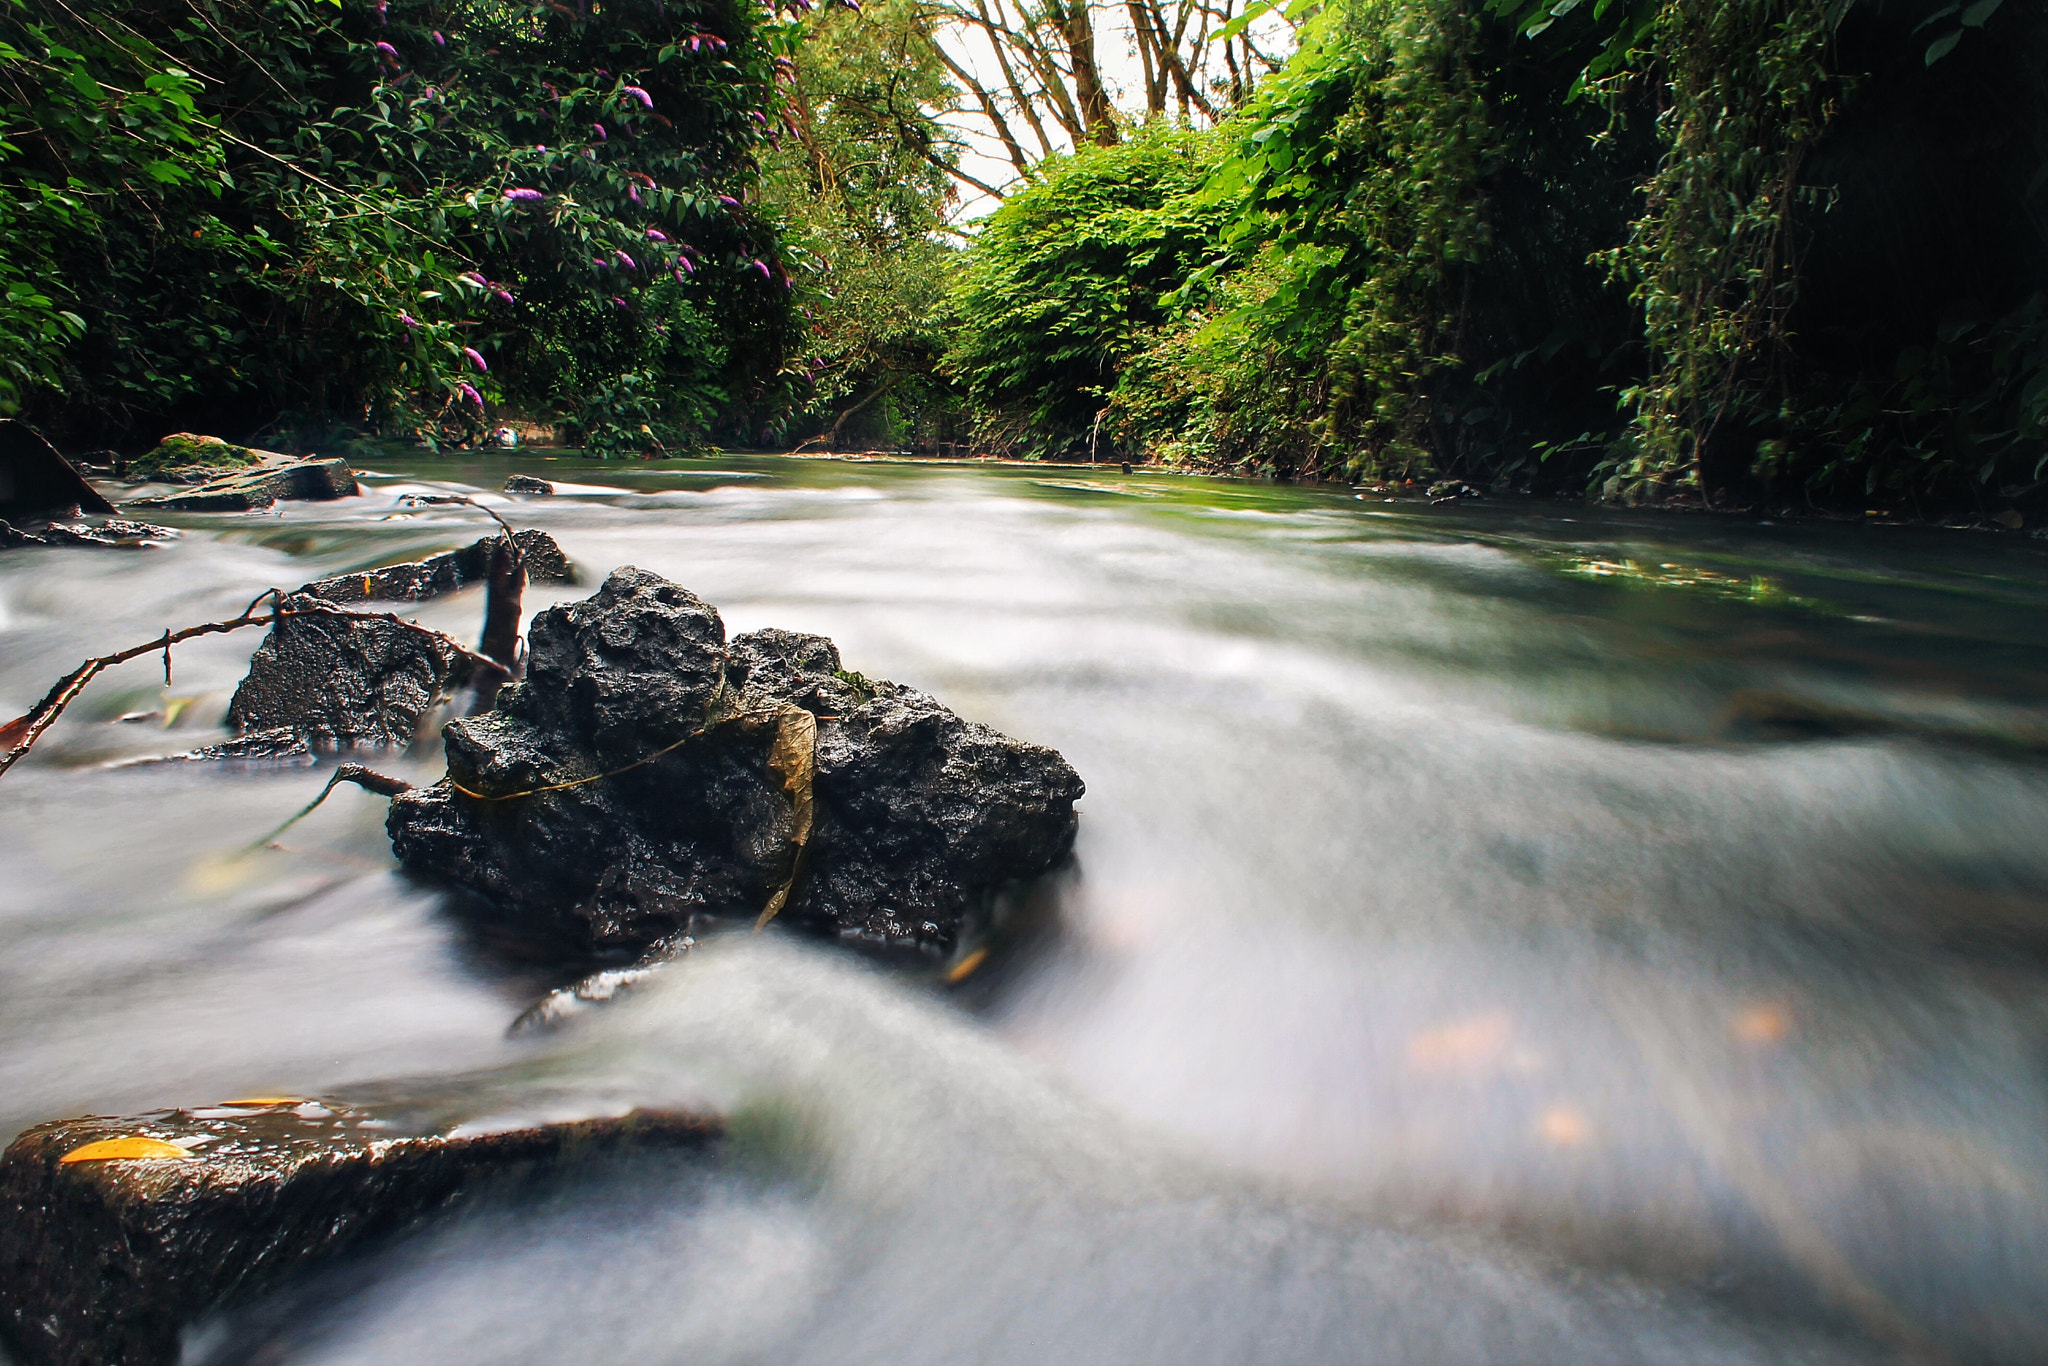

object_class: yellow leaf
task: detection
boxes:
[944,947,989,985]
[61,1136,196,1163]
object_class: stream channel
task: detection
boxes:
[4,455,2048,1365]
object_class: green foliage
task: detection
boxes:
[1595,0,1834,502]
[0,0,792,447]
[946,123,1225,456]
[759,0,962,449]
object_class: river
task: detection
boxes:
[4,455,2046,1365]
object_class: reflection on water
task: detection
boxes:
[4,455,2047,1364]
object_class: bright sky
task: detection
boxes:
[926,5,1300,221]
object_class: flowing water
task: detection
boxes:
[4,456,2048,1365]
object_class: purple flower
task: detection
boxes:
[676,258,695,275]
[432,31,446,46]
[399,311,420,329]
[688,36,700,50]
[459,271,486,287]
[717,194,740,208]
[494,289,515,304]
[622,85,653,108]
[750,111,767,125]
[615,250,637,270]
[591,122,607,140]
[750,258,770,278]
[645,229,668,242]
[423,86,437,99]
[504,188,544,201]
[628,185,643,204]
[462,346,488,372]
[610,296,630,310]
[374,40,399,59]
[459,382,483,407]
[593,257,610,269]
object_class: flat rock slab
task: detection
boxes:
[298,529,573,605]
[0,518,176,550]
[128,457,356,512]
[0,1100,719,1366]
[387,567,1085,957]
[0,420,117,519]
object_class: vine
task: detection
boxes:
[1599,0,1836,503]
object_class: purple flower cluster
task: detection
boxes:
[463,346,489,373]
[459,382,484,408]
[503,188,545,201]
[622,85,654,109]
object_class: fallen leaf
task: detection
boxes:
[1733,1002,1792,1044]
[944,947,989,984]
[1537,1104,1592,1147]
[61,1136,196,1163]
[1407,1012,1512,1074]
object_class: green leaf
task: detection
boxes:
[1960,0,2002,26]
[1924,29,1964,63]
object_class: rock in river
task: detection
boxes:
[127,455,356,512]
[387,567,1085,957]
[297,528,573,605]
[225,594,486,752]
[0,1099,719,1366]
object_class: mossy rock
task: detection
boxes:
[128,433,265,481]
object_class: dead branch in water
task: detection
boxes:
[247,762,416,850]
[0,595,507,780]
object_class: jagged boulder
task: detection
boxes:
[387,567,1084,957]
[0,1099,718,1366]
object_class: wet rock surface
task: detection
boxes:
[0,1099,720,1366]
[387,567,1084,958]
[502,473,556,494]
[298,529,572,605]
[0,517,177,550]
[0,420,118,520]
[128,456,356,512]
[226,594,482,751]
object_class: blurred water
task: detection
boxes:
[4,456,2047,1365]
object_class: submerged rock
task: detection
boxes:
[0,1099,719,1366]
[128,456,356,512]
[387,567,1084,957]
[0,517,179,550]
[0,420,117,520]
[225,594,483,751]
[297,529,572,605]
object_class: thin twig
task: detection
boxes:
[0,599,506,780]
[244,763,415,851]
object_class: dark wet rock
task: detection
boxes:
[128,457,356,512]
[0,1099,719,1366]
[0,517,177,551]
[1427,479,1483,503]
[225,594,483,751]
[387,567,1084,958]
[172,726,316,764]
[503,473,556,495]
[298,529,573,605]
[0,420,116,519]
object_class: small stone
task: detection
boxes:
[502,473,555,494]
